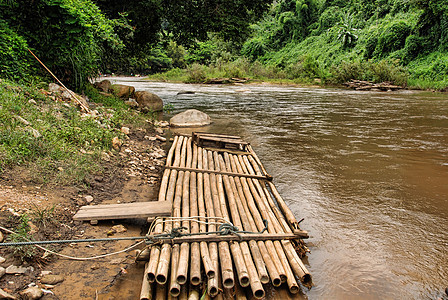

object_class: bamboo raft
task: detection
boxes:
[139,133,311,299]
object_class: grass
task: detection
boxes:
[0,79,150,186]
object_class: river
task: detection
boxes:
[110,77,448,299]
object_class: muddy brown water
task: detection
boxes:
[110,77,448,299]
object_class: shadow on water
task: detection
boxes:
[109,77,448,300]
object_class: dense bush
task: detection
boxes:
[0,21,33,81]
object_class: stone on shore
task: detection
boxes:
[134,91,163,112]
[170,109,211,127]
[110,84,135,99]
[40,274,64,285]
[20,286,43,300]
[93,80,112,93]
[0,288,16,299]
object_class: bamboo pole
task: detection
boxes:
[140,263,153,300]
[244,155,309,289]
[202,148,219,297]
[224,153,269,284]
[156,136,184,285]
[170,137,188,295]
[189,143,201,286]
[196,146,215,279]
[216,154,264,297]
[177,138,192,285]
[207,150,234,289]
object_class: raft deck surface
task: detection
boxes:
[140,133,310,300]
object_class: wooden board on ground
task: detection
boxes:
[73,201,172,222]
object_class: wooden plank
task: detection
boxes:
[193,132,242,140]
[165,166,272,181]
[149,232,308,244]
[73,201,172,221]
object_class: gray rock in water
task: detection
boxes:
[169,109,211,127]
[0,288,16,299]
[20,286,43,300]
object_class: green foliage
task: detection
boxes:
[372,20,411,58]
[0,0,122,89]
[0,20,34,81]
[30,204,56,227]
[336,12,358,48]
[185,63,207,83]
[330,59,408,85]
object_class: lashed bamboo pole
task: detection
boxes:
[230,154,283,287]
[196,145,215,279]
[140,263,153,300]
[245,155,311,286]
[177,138,192,285]
[220,154,269,286]
[146,135,180,282]
[237,155,288,283]
[223,153,269,284]
[188,143,202,285]
[156,136,184,285]
[216,154,264,298]
[207,150,234,289]
[170,137,188,296]
[202,148,219,297]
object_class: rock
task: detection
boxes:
[48,83,89,108]
[0,256,5,263]
[85,195,94,203]
[109,224,127,235]
[155,127,163,134]
[40,274,64,285]
[28,99,37,105]
[93,80,112,93]
[110,84,135,99]
[124,99,139,108]
[0,288,16,299]
[0,267,5,278]
[40,271,52,276]
[48,83,63,93]
[6,265,33,274]
[144,136,157,141]
[155,135,166,142]
[112,137,122,150]
[169,109,211,127]
[0,231,3,242]
[20,286,43,300]
[121,127,130,135]
[134,91,163,112]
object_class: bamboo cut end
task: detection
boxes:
[254,289,265,299]
[240,275,250,287]
[156,274,167,285]
[170,287,181,297]
[223,277,234,289]
[206,270,215,278]
[260,275,269,284]
[290,285,300,294]
[191,276,201,286]
[302,274,312,284]
[209,286,219,297]
[176,275,187,285]
[280,274,287,283]
[147,273,156,283]
[272,277,282,287]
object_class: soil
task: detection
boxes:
[0,124,168,299]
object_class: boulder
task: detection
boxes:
[110,84,135,99]
[170,109,211,127]
[48,83,88,109]
[134,91,163,112]
[93,80,111,93]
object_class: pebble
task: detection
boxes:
[121,127,130,135]
[155,135,166,142]
[40,274,64,285]
[144,135,157,141]
[20,286,43,300]
[0,231,3,242]
[6,265,34,274]
[28,99,37,105]
[155,127,163,134]
[0,256,5,263]
[0,267,5,278]
[40,270,52,276]
[85,195,94,203]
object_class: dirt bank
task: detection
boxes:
[0,122,168,299]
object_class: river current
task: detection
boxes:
[111,77,448,300]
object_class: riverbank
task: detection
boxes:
[0,79,170,299]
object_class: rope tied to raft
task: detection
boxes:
[144,219,269,245]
